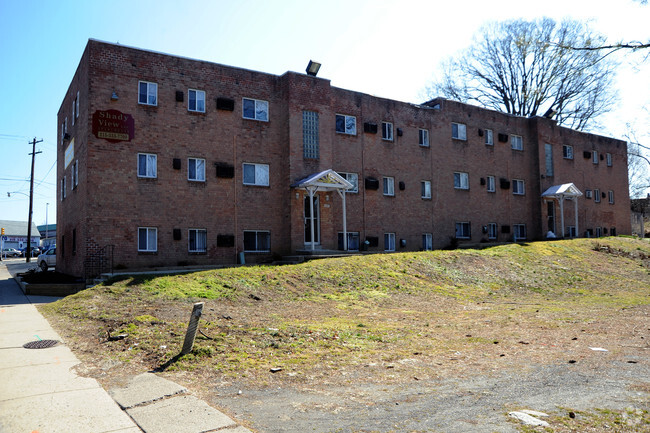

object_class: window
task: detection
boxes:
[511,135,523,150]
[594,188,601,203]
[485,129,493,146]
[454,172,469,190]
[243,163,270,186]
[243,230,270,252]
[71,99,75,126]
[382,122,393,141]
[188,158,205,181]
[338,232,360,251]
[592,150,599,164]
[422,233,432,251]
[138,153,157,178]
[419,129,429,147]
[595,227,603,238]
[512,179,525,195]
[75,91,79,119]
[545,143,554,177]
[242,98,269,121]
[71,160,78,189]
[563,145,573,159]
[62,176,66,199]
[566,226,577,238]
[138,227,157,252]
[384,233,396,251]
[606,153,612,166]
[488,223,498,240]
[188,229,207,253]
[455,222,471,239]
[338,172,358,193]
[138,81,157,106]
[188,89,206,112]
[586,189,592,199]
[608,190,614,204]
[383,176,395,196]
[335,114,356,135]
[514,224,527,240]
[452,122,467,140]
[421,180,431,199]
[610,227,616,236]
[486,176,495,193]
[303,110,319,159]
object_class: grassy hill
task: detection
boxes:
[40,237,649,386]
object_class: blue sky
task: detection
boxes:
[1,0,649,226]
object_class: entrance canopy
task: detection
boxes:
[291,169,353,191]
[541,183,583,238]
[291,169,354,251]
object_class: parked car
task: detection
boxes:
[2,248,21,258]
[37,248,56,271]
[20,247,41,257]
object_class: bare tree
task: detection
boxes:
[428,18,618,131]
[626,127,650,198]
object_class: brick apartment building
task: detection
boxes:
[56,39,631,278]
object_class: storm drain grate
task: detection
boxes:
[23,339,59,349]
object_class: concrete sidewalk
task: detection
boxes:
[0,260,254,433]
[0,260,142,433]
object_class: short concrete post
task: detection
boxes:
[181,302,204,355]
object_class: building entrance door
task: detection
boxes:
[304,196,320,245]
[547,201,556,235]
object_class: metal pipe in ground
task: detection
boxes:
[181,302,204,355]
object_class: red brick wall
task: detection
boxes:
[56,40,631,277]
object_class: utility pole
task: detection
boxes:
[26,138,43,263]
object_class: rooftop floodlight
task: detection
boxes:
[306,60,321,77]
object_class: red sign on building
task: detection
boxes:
[92,109,135,143]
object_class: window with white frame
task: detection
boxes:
[485,129,493,146]
[594,188,601,203]
[242,98,268,121]
[512,179,525,195]
[545,143,554,177]
[513,224,527,240]
[488,222,498,240]
[138,227,157,252]
[486,175,495,193]
[592,150,599,164]
[138,81,157,106]
[384,233,396,251]
[455,222,471,239]
[138,153,157,178]
[337,172,358,193]
[61,176,66,200]
[243,230,270,252]
[72,99,75,125]
[335,114,356,135]
[595,227,603,237]
[188,89,206,113]
[75,91,79,119]
[73,160,78,187]
[243,163,270,186]
[422,233,432,251]
[421,180,431,199]
[454,172,469,190]
[188,158,205,181]
[608,190,614,204]
[188,229,207,253]
[338,232,360,251]
[511,135,523,150]
[383,176,394,196]
[382,121,393,141]
[585,189,592,199]
[606,153,612,166]
[566,226,577,237]
[452,122,467,140]
[419,129,429,147]
[563,145,573,159]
